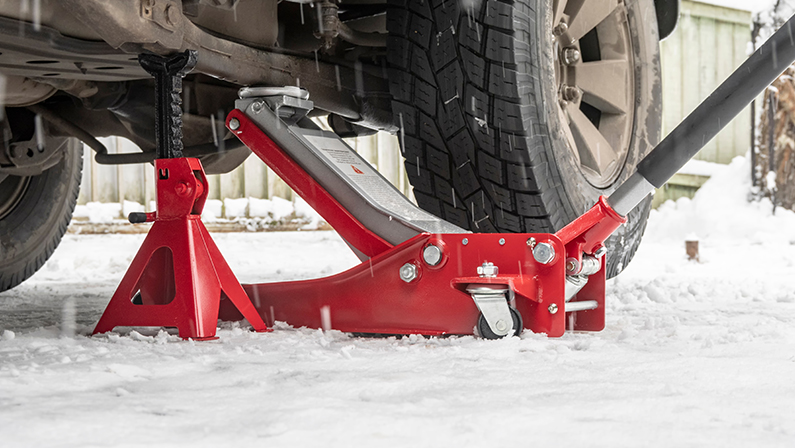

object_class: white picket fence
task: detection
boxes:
[76,130,411,218]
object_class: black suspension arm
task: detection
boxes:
[609,14,795,216]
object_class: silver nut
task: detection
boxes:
[477,262,498,278]
[422,244,443,266]
[562,85,580,102]
[526,237,536,248]
[563,47,581,65]
[548,303,559,314]
[495,319,508,332]
[533,242,556,264]
[228,118,240,131]
[251,100,265,114]
[565,257,580,274]
[499,238,505,246]
[399,263,418,283]
[553,22,568,37]
[462,238,469,246]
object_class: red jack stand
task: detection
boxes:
[93,50,268,339]
[93,157,269,339]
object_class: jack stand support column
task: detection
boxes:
[93,51,269,339]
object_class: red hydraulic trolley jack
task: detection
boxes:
[218,87,624,338]
[93,51,268,339]
[221,9,795,338]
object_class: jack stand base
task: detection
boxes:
[93,158,269,339]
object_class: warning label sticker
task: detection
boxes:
[303,134,426,219]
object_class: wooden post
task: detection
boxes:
[685,240,699,261]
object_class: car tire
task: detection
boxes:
[387,0,662,277]
[0,138,83,292]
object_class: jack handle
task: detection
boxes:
[609,13,795,218]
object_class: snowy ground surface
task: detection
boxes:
[2,157,795,446]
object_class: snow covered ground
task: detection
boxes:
[1,156,794,447]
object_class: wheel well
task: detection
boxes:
[654,0,680,40]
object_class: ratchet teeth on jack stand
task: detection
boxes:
[93,51,269,340]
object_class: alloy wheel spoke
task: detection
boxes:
[567,0,619,41]
[566,103,619,176]
[553,0,569,27]
[576,60,630,115]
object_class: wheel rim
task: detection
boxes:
[552,0,635,188]
[0,175,31,220]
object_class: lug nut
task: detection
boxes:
[553,22,568,37]
[422,244,443,266]
[399,263,418,282]
[562,85,580,102]
[533,242,556,264]
[563,47,580,65]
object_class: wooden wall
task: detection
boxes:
[660,0,752,164]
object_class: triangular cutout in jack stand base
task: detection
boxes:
[93,158,270,340]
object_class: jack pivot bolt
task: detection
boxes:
[175,181,192,197]
[399,263,418,283]
[228,118,240,131]
[422,244,443,266]
[565,257,581,274]
[477,262,498,278]
[533,243,556,264]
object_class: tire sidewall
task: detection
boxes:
[0,139,83,290]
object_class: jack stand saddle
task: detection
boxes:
[93,51,268,339]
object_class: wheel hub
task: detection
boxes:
[553,0,635,189]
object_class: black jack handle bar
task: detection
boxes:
[609,14,795,216]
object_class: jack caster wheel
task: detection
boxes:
[477,307,523,340]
